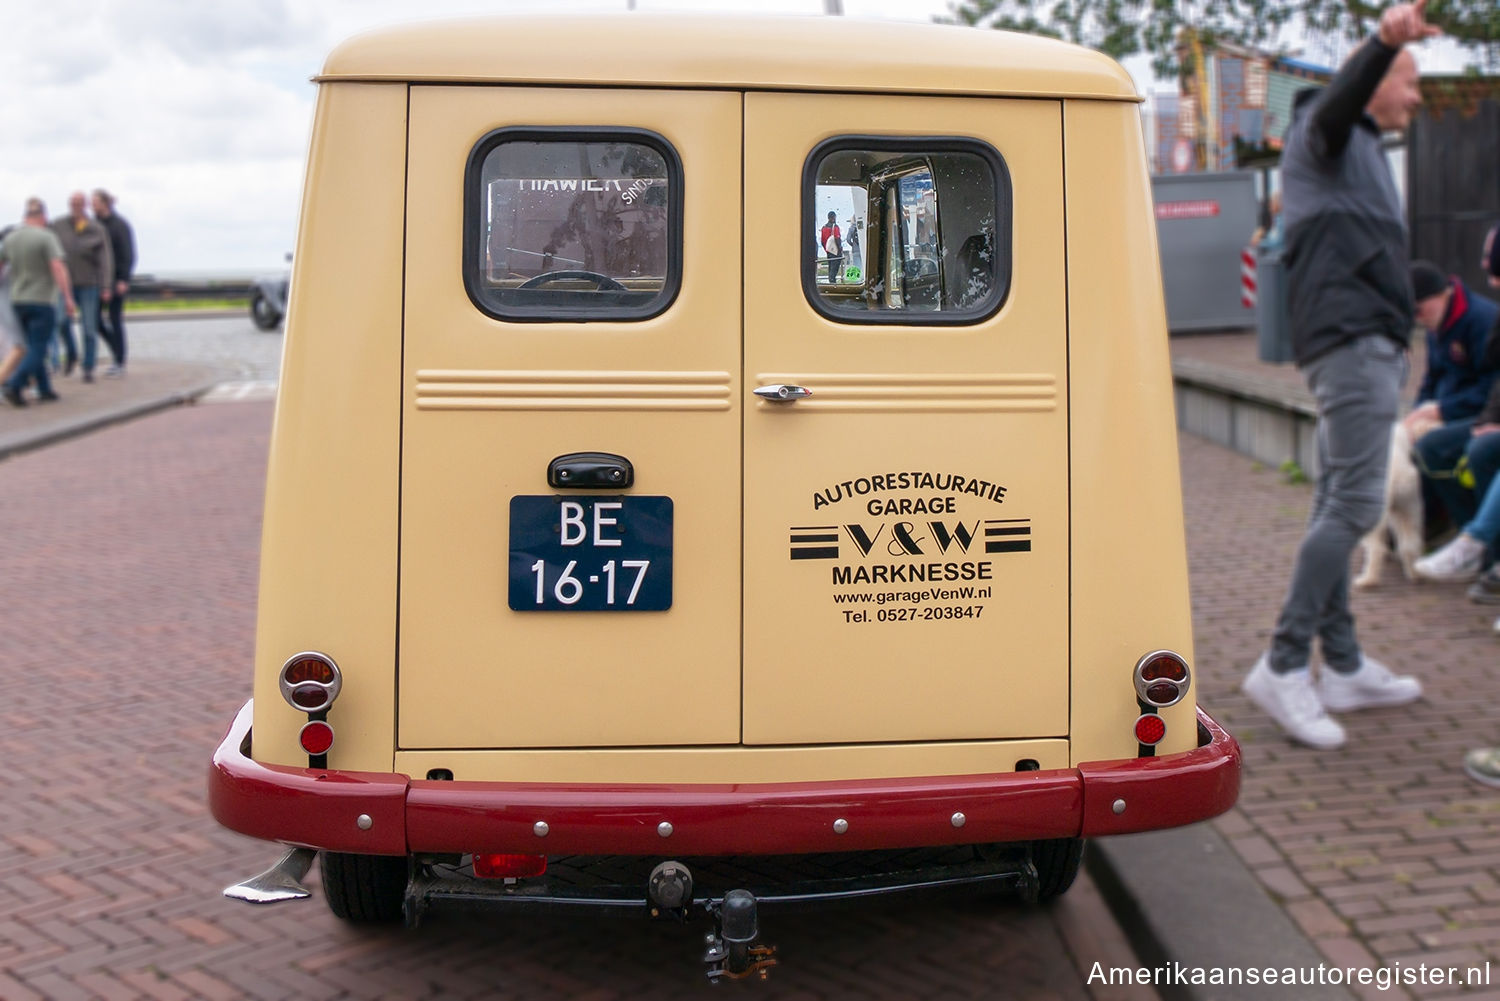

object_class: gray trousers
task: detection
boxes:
[1269,335,1405,674]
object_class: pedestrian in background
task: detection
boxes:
[92,189,134,376]
[0,226,23,386]
[2,198,76,407]
[1403,260,1500,537]
[50,190,113,384]
[1242,0,1436,749]
[819,210,841,283]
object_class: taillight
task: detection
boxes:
[473,854,547,879]
[1133,650,1189,708]
[299,720,335,755]
[1134,713,1166,746]
[279,652,342,713]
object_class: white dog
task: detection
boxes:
[1354,413,1440,588]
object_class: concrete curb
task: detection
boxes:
[1087,824,1356,1001]
[127,309,248,323]
[0,378,223,462]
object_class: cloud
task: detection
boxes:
[0,0,1159,272]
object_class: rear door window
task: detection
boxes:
[464,128,682,322]
[804,138,1010,324]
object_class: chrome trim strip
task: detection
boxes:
[414,370,734,412]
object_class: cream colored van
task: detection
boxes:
[209,12,1239,978]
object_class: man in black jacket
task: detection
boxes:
[1243,0,1436,750]
[91,189,135,376]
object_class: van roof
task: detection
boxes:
[317,13,1139,102]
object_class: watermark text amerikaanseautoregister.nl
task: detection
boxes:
[1089,960,1491,992]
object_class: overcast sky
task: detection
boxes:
[0,0,1468,276]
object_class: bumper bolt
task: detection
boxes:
[832,818,848,834]
[951,812,966,828]
[1112,799,1127,815]
[356,814,373,831]
[658,821,673,838]
[534,821,550,837]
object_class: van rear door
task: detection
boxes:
[741,93,1070,745]
[398,88,742,749]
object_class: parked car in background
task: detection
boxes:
[250,257,291,330]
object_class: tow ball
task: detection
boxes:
[703,890,778,983]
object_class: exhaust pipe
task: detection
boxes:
[223,847,317,904]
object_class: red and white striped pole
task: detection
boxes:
[1240,247,1258,310]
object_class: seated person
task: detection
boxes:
[1406,261,1500,533]
[1420,313,1500,586]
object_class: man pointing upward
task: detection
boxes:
[1243,1,1439,749]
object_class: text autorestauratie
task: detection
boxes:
[1089,961,1490,991]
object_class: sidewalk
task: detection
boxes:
[0,358,225,460]
[1171,328,1432,404]
[1095,378,1499,1001]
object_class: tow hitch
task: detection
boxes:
[703,890,779,982]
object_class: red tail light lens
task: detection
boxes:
[1145,682,1179,706]
[279,652,342,713]
[473,854,547,879]
[284,657,336,685]
[1134,713,1166,746]
[299,720,335,755]
[1140,657,1188,683]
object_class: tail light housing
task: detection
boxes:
[1133,650,1189,708]
[279,652,342,713]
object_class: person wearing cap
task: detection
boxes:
[1403,260,1500,544]
[1,198,76,407]
[1242,0,1437,750]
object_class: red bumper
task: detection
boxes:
[209,700,1240,856]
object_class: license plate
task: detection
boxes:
[509,496,673,611]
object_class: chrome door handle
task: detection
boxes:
[754,384,812,402]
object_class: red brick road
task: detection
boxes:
[0,401,1150,1001]
[1184,434,1500,1001]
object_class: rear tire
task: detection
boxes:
[1031,838,1084,900]
[320,852,407,923]
[250,291,282,331]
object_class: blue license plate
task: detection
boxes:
[509,496,673,611]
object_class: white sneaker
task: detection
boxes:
[1414,533,1486,582]
[1316,657,1423,712]
[1243,654,1346,749]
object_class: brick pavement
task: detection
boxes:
[0,401,1155,1001]
[1182,433,1500,1000]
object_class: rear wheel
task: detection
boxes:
[1031,838,1085,900]
[250,291,282,330]
[320,852,407,922]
